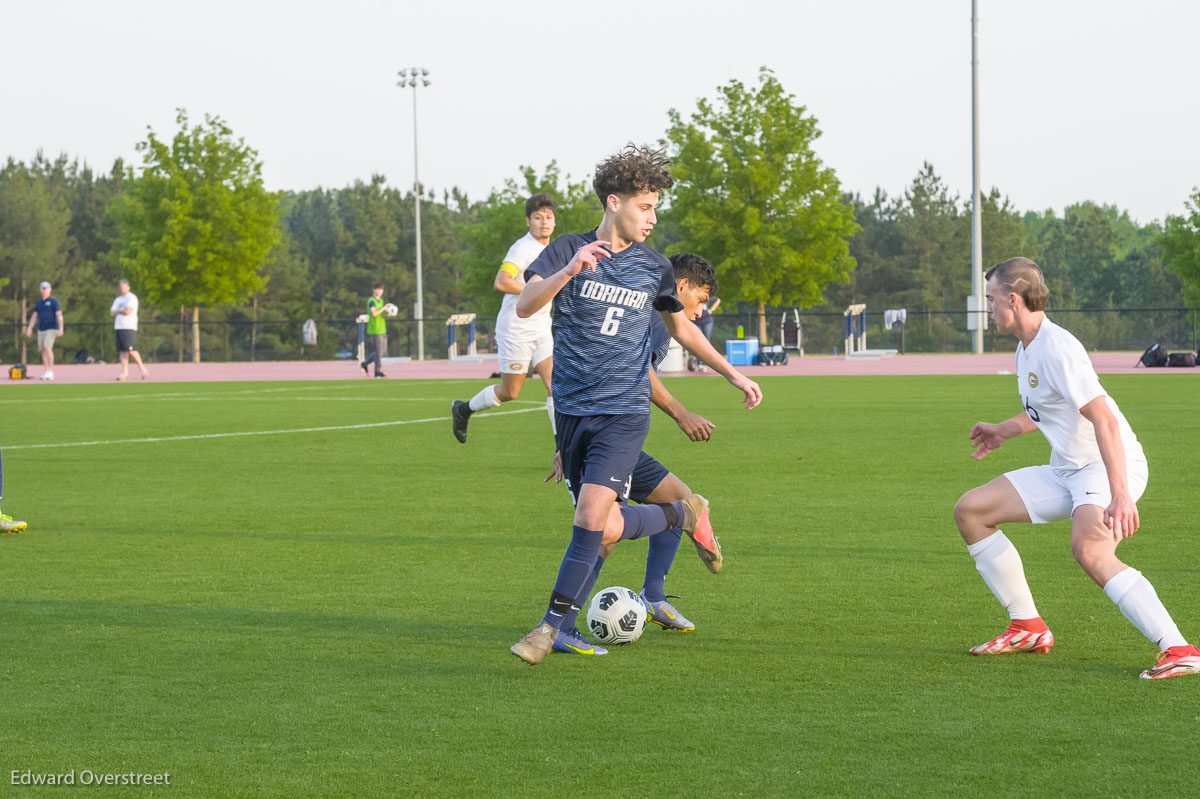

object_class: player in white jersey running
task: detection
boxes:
[452,195,558,443]
[954,257,1200,680]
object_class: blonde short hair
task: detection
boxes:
[985,257,1048,312]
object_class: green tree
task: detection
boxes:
[663,68,858,342]
[110,110,282,361]
[0,159,71,362]
[1161,188,1200,306]
[454,163,599,316]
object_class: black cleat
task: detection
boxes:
[452,400,472,443]
[360,361,369,375]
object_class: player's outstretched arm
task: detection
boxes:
[1080,396,1139,541]
[968,413,1037,460]
[649,368,713,442]
[663,310,762,409]
[516,241,611,318]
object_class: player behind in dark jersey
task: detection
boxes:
[509,145,762,664]
[545,252,721,655]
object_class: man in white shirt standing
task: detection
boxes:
[954,257,1199,679]
[110,278,149,381]
[451,194,557,443]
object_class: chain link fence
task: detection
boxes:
[6,307,1197,364]
[710,306,1200,356]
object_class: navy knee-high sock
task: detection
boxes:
[542,526,603,630]
[643,528,683,602]
[619,502,684,540]
[560,553,607,634]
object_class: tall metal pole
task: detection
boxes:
[398,67,430,360]
[411,83,424,361]
[970,0,984,354]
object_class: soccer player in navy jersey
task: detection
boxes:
[546,253,721,655]
[509,146,762,664]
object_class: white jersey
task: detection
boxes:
[494,232,551,344]
[111,292,139,330]
[1015,317,1144,472]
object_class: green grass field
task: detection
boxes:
[2,374,1199,797]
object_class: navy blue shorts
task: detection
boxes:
[629,451,670,504]
[555,412,650,506]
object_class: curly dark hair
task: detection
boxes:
[668,252,717,296]
[593,145,673,204]
[525,193,556,217]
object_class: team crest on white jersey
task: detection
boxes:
[1028,372,1039,388]
[579,279,649,310]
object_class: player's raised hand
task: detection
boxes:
[731,376,763,409]
[675,410,715,442]
[564,241,611,276]
[1104,494,1140,542]
[544,450,564,484]
[968,422,1005,460]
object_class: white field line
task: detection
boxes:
[0,384,346,405]
[5,406,544,451]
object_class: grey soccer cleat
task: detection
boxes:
[641,593,695,633]
[451,400,472,444]
[511,622,558,665]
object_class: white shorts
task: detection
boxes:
[1004,458,1149,524]
[496,333,553,375]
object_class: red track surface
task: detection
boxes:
[1,351,1178,387]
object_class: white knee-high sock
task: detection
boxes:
[468,384,502,413]
[967,531,1040,620]
[1102,568,1187,650]
[546,396,556,435]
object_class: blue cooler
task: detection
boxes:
[724,337,759,366]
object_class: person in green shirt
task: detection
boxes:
[360,283,389,378]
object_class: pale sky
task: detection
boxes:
[4,0,1198,225]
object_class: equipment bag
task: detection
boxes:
[1166,351,1196,368]
[9,363,27,379]
[1137,343,1167,368]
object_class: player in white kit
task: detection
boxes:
[954,257,1200,680]
[452,195,557,443]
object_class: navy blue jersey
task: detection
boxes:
[648,312,671,372]
[527,230,682,415]
[35,297,61,330]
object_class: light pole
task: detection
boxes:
[398,67,430,360]
[969,0,985,354]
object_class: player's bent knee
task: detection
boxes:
[953,491,984,531]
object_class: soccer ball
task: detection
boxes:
[382,303,399,317]
[586,586,647,645]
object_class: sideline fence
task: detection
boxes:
[6,307,1198,364]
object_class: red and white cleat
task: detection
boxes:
[969,624,1054,655]
[1140,644,1200,680]
[680,494,721,574]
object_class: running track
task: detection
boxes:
[2,351,1183,386]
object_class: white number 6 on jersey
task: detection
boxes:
[600,306,624,336]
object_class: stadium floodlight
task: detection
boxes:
[398,66,431,360]
[969,0,985,354]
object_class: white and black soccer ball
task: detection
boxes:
[586,586,647,645]
[382,302,400,318]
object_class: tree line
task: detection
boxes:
[3,70,1199,362]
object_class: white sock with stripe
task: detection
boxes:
[967,531,1039,620]
[1102,567,1187,650]
[468,385,502,413]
